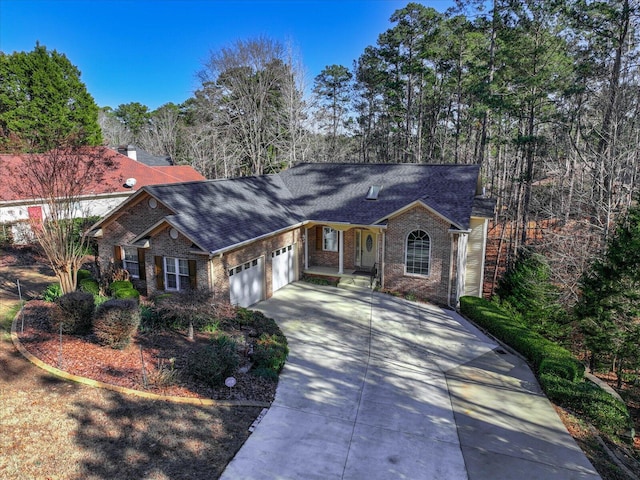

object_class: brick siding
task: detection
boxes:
[383,205,453,305]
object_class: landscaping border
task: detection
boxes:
[10,310,271,408]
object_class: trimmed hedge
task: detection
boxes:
[93,299,141,349]
[459,296,583,381]
[460,295,632,437]
[79,278,100,295]
[77,269,92,281]
[109,280,140,302]
[51,291,95,334]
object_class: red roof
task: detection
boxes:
[0,147,205,202]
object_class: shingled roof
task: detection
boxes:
[135,163,490,255]
[0,147,204,203]
[278,163,482,230]
[144,175,304,254]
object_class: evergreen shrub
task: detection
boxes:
[93,299,140,349]
[51,291,95,334]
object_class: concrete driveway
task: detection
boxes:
[220,282,600,480]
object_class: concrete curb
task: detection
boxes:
[11,312,270,408]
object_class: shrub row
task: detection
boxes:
[459,295,632,437]
[459,296,583,381]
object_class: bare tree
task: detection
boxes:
[8,145,117,293]
[196,36,306,176]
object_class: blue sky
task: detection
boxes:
[0,0,454,110]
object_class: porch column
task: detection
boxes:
[304,227,309,270]
[338,229,344,274]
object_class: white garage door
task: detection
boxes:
[272,244,296,293]
[229,257,264,307]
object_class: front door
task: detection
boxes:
[357,231,377,269]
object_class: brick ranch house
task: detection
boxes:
[90,163,495,308]
[0,146,204,243]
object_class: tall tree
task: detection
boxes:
[196,37,305,176]
[312,64,353,156]
[575,197,640,385]
[0,43,102,151]
[114,102,150,142]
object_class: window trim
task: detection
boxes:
[404,229,431,277]
[323,226,338,252]
[164,256,191,291]
[121,246,140,279]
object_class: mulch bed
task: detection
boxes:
[16,300,277,404]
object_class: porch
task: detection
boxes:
[303,265,378,290]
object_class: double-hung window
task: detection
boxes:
[165,257,190,291]
[122,247,140,278]
[323,227,338,252]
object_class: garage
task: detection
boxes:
[272,244,296,293]
[229,257,264,307]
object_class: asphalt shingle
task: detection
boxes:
[141,162,490,254]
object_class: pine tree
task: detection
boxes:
[0,43,102,151]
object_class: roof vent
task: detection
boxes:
[366,185,382,200]
[124,177,137,188]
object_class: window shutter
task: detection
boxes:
[188,260,197,289]
[155,256,164,290]
[114,245,122,267]
[315,226,323,250]
[137,249,146,281]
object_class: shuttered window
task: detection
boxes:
[163,257,196,291]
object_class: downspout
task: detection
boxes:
[381,231,386,289]
[304,226,309,270]
[338,230,344,274]
[448,232,456,309]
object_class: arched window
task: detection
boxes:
[405,230,430,276]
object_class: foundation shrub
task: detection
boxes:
[151,289,217,330]
[93,298,140,349]
[79,278,100,295]
[187,335,239,387]
[51,291,95,334]
[76,269,92,281]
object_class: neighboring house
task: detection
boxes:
[0,147,205,243]
[91,163,495,308]
[117,145,173,166]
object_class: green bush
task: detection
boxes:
[252,333,289,374]
[114,287,140,301]
[51,291,95,334]
[540,373,632,436]
[42,283,62,302]
[79,278,100,295]
[77,269,92,281]
[187,335,239,387]
[109,280,133,294]
[459,296,583,381]
[93,299,141,349]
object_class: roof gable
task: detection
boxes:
[143,175,305,254]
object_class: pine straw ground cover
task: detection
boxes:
[15,300,277,403]
[0,333,262,479]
